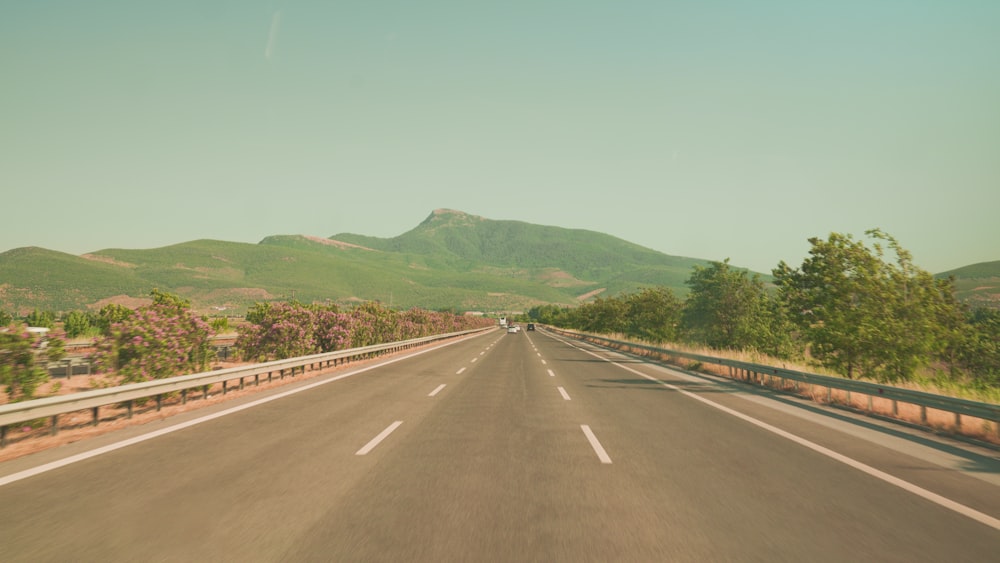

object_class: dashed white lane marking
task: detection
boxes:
[547,369,555,377]
[0,337,471,488]
[581,425,612,464]
[558,387,571,401]
[456,367,467,375]
[471,357,478,363]
[480,351,485,355]
[428,384,446,397]
[356,421,404,455]
[571,341,1000,531]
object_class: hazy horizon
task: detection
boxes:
[3,2,998,274]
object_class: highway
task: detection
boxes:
[1,327,999,561]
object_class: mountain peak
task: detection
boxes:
[419,209,485,229]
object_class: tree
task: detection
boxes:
[25,309,56,329]
[63,310,94,338]
[682,259,772,350]
[0,310,13,326]
[773,230,959,381]
[97,303,133,336]
[92,291,214,383]
[0,325,64,401]
[624,287,682,343]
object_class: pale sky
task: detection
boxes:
[2,1,998,274]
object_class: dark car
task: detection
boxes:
[526,323,535,331]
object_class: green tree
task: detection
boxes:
[63,310,94,338]
[97,303,133,335]
[773,230,959,381]
[25,309,56,329]
[0,326,63,401]
[0,310,13,326]
[681,259,772,350]
[624,287,682,343]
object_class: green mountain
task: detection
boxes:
[937,261,1000,309]
[0,210,709,315]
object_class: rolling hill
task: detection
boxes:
[4,209,993,316]
[0,210,711,315]
[937,261,1000,309]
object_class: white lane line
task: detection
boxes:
[581,425,612,464]
[356,421,404,455]
[537,352,542,357]
[456,367,467,375]
[471,357,478,363]
[547,369,555,377]
[541,359,547,365]
[0,337,469,488]
[558,386,571,401]
[480,351,485,355]
[575,345,1000,532]
[428,384,446,397]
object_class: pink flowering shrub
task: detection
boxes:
[237,301,493,362]
[92,293,214,384]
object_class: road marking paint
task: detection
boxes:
[356,421,404,455]
[456,367,467,375]
[547,369,555,377]
[558,387,571,401]
[0,336,470,488]
[541,359,547,365]
[480,351,485,355]
[581,425,612,464]
[471,357,478,363]
[574,344,1000,531]
[537,352,542,357]
[428,384,446,397]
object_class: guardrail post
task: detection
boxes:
[156,394,163,412]
[0,425,6,448]
[892,400,898,416]
[920,405,928,425]
[827,387,832,403]
[203,386,208,400]
[182,389,187,405]
[240,376,245,391]
[50,415,58,436]
[255,374,260,387]
[127,400,134,419]
[223,380,228,395]
[867,395,873,413]
[92,407,99,426]
[954,412,961,430]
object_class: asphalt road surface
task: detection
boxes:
[2,328,999,561]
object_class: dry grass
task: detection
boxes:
[594,333,1000,447]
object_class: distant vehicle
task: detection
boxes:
[507,326,518,334]
[499,315,508,328]
[526,323,535,331]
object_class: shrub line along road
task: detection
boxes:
[1,328,998,561]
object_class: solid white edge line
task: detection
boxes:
[569,340,1000,532]
[558,386,571,401]
[581,424,612,464]
[0,335,478,487]
[428,384,447,397]
[355,421,404,455]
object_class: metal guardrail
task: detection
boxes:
[0,327,491,447]
[549,327,1000,437]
